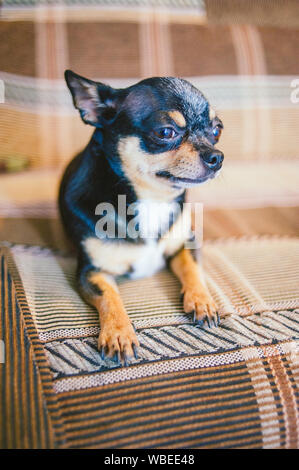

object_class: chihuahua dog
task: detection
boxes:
[59,71,224,365]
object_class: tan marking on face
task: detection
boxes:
[165,141,206,180]
[175,142,198,161]
[117,137,207,199]
[117,137,184,201]
[168,110,186,128]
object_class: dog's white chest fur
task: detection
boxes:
[82,200,191,279]
[130,200,176,279]
[130,240,165,279]
[136,200,177,239]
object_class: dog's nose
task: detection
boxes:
[202,151,224,171]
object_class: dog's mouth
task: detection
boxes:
[155,171,213,187]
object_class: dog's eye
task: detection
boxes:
[154,127,177,139]
[212,125,222,142]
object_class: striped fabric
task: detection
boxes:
[53,345,299,449]
[0,254,56,448]
[0,238,298,448]
[1,2,299,169]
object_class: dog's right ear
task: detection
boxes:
[65,70,117,127]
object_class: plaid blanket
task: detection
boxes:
[1,239,299,448]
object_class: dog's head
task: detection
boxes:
[66,71,224,199]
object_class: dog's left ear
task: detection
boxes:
[65,70,117,127]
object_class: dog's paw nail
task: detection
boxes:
[204,316,211,328]
[113,351,121,364]
[99,346,106,360]
[216,312,221,326]
[122,353,130,367]
[132,344,139,360]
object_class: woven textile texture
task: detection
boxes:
[1,1,299,168]
[1,238,298,448]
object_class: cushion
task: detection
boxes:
[1,237,298,448]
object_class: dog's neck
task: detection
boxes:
[86,133,185,242]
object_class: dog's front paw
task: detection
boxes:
[98,320,139,366]
[182,287,220,327]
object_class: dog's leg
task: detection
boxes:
[170,248,219,327]
[78,267,139,364]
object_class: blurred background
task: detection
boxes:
[0,0,299,250]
